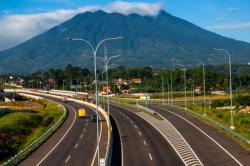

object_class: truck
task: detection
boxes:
[78,108,86,118]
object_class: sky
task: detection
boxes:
[0,0,250,51]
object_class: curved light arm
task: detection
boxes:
[95,37,123,55]
[107,55,121,64]
[66,37,95,55]
[214,48,230,59]
[176,63,187,70]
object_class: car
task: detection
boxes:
[78,108,87,118]
[91,115,98,122]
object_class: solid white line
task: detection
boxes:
[36,104,77,166]
[91,112,103,166]
[143,140,147,146]
[156,106,243,166]
[74,143,78,149]
[148,153,153,160]
[65,155,71,163]
[111,110,124,166]
[113,104,190,166]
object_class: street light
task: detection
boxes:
[67,36,123,165]
[176,64,187,110]
[160,67,173,105]
[214,48,235,130]
[98,45,120,132]
[194,59,206,116]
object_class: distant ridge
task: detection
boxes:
[0,10,249,74]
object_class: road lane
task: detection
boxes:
[150,105,250,166]
[110,104,184,166]
[19,95,105,166]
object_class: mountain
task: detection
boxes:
[0,10,250,74]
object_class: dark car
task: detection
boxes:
[91,115,98,122]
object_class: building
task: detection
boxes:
[131,77,142,84]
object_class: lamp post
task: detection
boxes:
[194,60,206,116]
[214,48,235,130]
[161,67,173,105]
[98,45,120,130]
[176,64,187,109]
[67,36,122,165]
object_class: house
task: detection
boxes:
[131,77,142,84]
[101,86,111,95]
[239,106,250,113]
[195,86,203,94]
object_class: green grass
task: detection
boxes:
[0,99,64,164]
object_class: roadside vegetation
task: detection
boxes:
[0,99,64,164]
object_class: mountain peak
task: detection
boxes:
[0,9,250,74]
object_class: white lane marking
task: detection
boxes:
[135,125,137,128]
[80,134,83,139]
[111,110,124,166]
[148,153,153,160]
[116,104,202,166]
[36,104,77,166]
[84,128,86,132]
[74,143,78,149]
[143,140,147,146]
[139,131,142,136]
[130,120,133,123]
[156,106,243,166]
[65,155,71,163]
[91,112,103,166]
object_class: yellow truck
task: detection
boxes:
[78,108,86,118]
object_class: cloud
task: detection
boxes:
[205,22,250,30]
[0,1,163,51]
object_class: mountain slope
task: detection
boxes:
[0,10,250,74]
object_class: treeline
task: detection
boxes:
[1,64,250,93]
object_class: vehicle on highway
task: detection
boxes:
[78,108,86,118]
[91,114,98,122]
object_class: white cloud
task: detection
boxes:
[0,1,163,51]
[205,22,250,30]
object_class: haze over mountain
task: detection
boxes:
[0,10,250,74]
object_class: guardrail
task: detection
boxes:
[136,103,156,115]
[169,105,250,145]
[3,103,67,166]
[14,89,112,166]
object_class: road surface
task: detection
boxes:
[20,96,107,166]
[150,105,250,166]
[109,104,184,166]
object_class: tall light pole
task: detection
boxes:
[161,67,173,105]
[177,64,187,109]
[67,36,123,165]
[98,45,120,130]
[194,60,206,116]
[160,71,165,105]
[214,48,235,130]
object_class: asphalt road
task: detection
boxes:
[150,105,250,166]
[109,104,184,166]
[20,96,103,166]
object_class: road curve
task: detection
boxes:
[109,104,184,166]
[19,96,103,166]
[150,105,250,166]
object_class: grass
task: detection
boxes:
[0,99,64,164]
[175,103,250,149]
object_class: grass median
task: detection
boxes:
[0,99,65,165]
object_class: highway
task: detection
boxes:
[109,104,184,166]
[150,105,250,166]
[20,96,106,166]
